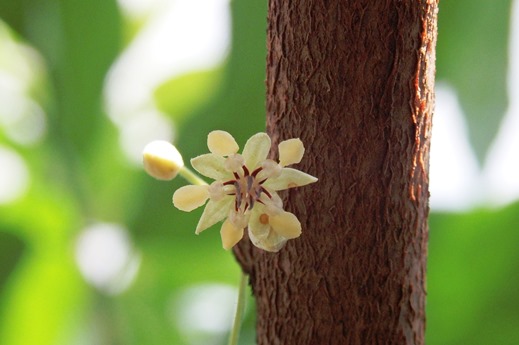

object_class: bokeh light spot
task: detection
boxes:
[171,284,238,345]
[75,223,141,295]
[429,84,481,211]
[0,146,30,204]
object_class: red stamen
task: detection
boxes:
[251,167,262,177]
[261,187,272,198]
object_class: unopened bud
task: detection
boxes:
[143,140,184,180]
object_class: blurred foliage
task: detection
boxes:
[154,68,224,126]
[428,203,519,345]
[0,0,517,345]
[436,0,512,163]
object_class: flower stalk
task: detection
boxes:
[228,271,248,345]
[178,166,208,186]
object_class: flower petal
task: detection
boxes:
[270,211,302,239]
[242,133,271,169]
[142,140,184,180]
[172,185,209,212]
[224,154,245,172]
[262,168,318,191]
[191,153,230,180]
[248,227,287,252]
[248,205,270,241]
[256,159,282,179]
[207,130,239,156]
[228,209,249,229]
[196,196,233,234]
[248,205,287,252]
[278,138,305,167]
[259,191,283,212]
[220,219,244,250]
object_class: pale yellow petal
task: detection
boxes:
[224,154,245,172]
[257,159,282,179]
[269,211,301,239]
[142,140,184,180]
[208,181,226,201]
[242,133,271,169]
[191,153,230,180]
[262,168,318,191]
[248,204,270,242]
[278,138,304,167]
[207,130,239,156]
[172,185,209,212]
[248,227,287,252]
[195,197,233,234]
[248,205,287,252]
[266,191,283,209]
[220,219,244,250]
[228,210,249,229]
[264,232,288,252]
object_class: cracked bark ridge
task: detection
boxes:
[234,1,437,344]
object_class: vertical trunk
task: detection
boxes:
[234,1,437,344]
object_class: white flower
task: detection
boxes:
[173,131,317,252]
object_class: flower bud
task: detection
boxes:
[143,140,184,180]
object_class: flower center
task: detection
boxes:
[224,165,271,213]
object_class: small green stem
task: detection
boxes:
[228,272,248,345]
[179,166,208,186]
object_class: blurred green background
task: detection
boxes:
[0,0,518,344]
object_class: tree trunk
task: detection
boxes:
[234,1,437,344]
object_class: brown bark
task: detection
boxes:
[234,1,437,344]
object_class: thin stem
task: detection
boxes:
[178,166,208,186]
[228,272,248,345]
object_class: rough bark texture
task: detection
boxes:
[234,1,437,344]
